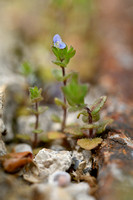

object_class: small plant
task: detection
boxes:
[63,79,113,150]
[51,34,76,132]
[17,86,48,147]
[29,86,48,147]
[52,34,113,150]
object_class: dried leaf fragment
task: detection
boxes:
[2,151,33,173]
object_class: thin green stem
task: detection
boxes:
[61,66,67,132]
[33,101,39,148]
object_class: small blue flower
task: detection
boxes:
[53,34,66,49]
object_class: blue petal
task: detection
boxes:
[53,34,62,43]
[59,42,66,49]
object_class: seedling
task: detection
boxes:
[29,86,48,147]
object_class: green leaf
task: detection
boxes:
[32,129,43,134]
[51,114,61,123]
[92,112,100,122]
[64,126,84,137]
[29,86,43,102]
[52,69,71,82]
[52,60,66,67]
[21,62,33,76]
[52,46,59,58]
[47,131,66,140]
[16,134,31,140]
[77,138,103,150]
[67,46,76,59]
[96,119,113,134]
[90,96,107,115]
[54,98,67,108]
[77,110,88,119]
[82,115,88,123]
[62,73,88,106]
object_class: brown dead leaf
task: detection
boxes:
[1,151,33,173]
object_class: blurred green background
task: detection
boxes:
[0,0,99,83]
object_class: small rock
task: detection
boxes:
[34,148,72,178]
[48,171,71,187]
[14,143,32,153]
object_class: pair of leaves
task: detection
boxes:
[28,106,48,115]
[77,96,107,123]
[52,46,76,67]
[64,119,113,137]
[29,86,43,103]
[62,73,88,106]
[81,119,113,134]
[52,68,72,82]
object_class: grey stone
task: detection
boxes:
[34,148,72,178]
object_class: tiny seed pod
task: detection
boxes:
[49,171,71,187]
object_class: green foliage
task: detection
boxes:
[95,119,113,134]
[90,96,107,116]
[51,34,113,149]
[62,73,88,106]
[52,69,71,82]
[21,62,33,76]
[52,45,76,67]
[29,86,43,103]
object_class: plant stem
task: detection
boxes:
[33,101,39,148]
[61,66,67,132]
[85,107,93,138]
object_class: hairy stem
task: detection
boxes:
[33,101,39,148]
[61,66,67,132]
[85,107,93,138]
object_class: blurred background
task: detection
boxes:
[0,0,133,102]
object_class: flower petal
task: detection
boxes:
[59,42,66,49]
[53,34,62,43]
